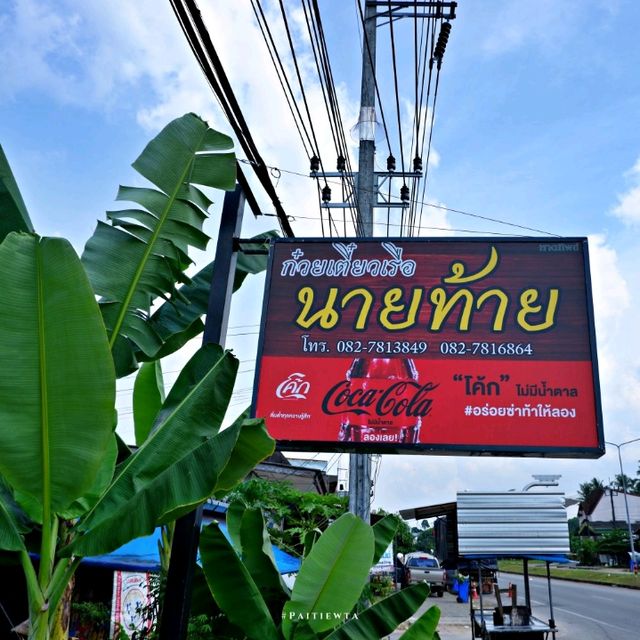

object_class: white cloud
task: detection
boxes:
[611,157,640,225]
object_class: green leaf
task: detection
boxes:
[81,113,237,375]
[133,361,165,445]
[324,583,430,640]
[282,514,375,638]
[303,530,320,558]
[0,476,30,552]
[240,508,290,618]
[59,436,118,520]
[372,515,398,566]
[200,522,280,640]
[214,417,275,494]
[226,500,246,554]
[0,145,34,242]
[398,605,441,639]
[139,230,279,362]
[66,344,238,556]
[0,234,115,516]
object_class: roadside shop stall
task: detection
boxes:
[456,492,571,640]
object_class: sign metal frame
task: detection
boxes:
[252,237,604,458]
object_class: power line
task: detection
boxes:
[236,158,561,236]
[169,0,294,237]
[250,0,314,158]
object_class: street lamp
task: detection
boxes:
[605,438,640,572]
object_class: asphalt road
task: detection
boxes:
[389,575,639,639]
[502,573,639,640]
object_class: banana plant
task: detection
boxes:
[0,115,276,639]
[200,506,441,640]
[0,143,34,241]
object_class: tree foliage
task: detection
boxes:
[225,478,347,556]
[578,477,605,503]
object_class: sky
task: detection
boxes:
[1,0,640,517]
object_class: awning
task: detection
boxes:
[82,522,301,575]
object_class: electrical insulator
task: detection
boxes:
[432,22,452,68]
[321,185,332,203]
[413,155,423,172]
[387,154,396,172]
[400,184,410,202]
[310,155,320,172]
[336,155,346,172]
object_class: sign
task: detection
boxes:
[110,571,153,638]
[252,238,604,457]
[371,542,395,575]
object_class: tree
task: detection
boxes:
[0,114,275,640]
[225,478,347,556]
[612,473,640,495]
[415,527,435,554]
[578,478,605,503]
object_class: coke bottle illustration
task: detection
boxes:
[337,357,421,444]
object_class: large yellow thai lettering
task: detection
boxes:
[517,288,559,332]
[378,287,423,331]
[475,289,509,331]
[443,246,499,284]
[341,287,374,330]
[296,286,340,329]
[429,288,474,331]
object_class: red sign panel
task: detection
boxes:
[252,238,604,457]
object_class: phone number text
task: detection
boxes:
[336,340,428,354]
[440,341,534,356]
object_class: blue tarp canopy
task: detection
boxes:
[82,522,301,574]
[461,554,573,564]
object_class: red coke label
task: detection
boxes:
[322,357,437,444]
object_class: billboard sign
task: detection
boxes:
[252,238,603,457]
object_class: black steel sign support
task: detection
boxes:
[159,184,246,640]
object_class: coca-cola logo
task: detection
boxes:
[322,380,439,417]
[276,372,310,400]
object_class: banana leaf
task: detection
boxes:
[59,437,118,520]
[68,414,272,557]
[398,605,441,639]
[139,230,279,362]
[0,476,30,552]
[81,113,236,376]
[66,344,240,555]
[239,508,290,618]
[200,522,280,640]
[0,144,33,242]
[0,234,115,518]
[225,499,246,554]
[281,513,374,638]
[133,360,165,445]
[371,515,398,566]
[324,583,430,640]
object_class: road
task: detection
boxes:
[390,575,639,639]
[501,573,639,640]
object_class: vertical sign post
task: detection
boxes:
[159,186,245,640]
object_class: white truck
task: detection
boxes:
[397,552,446,597]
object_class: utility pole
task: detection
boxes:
[349,0,378,525]
[348,0,456,524]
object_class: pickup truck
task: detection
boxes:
[397,552,446,597]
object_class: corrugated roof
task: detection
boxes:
[457,492,570,557]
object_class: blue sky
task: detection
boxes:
[2,0,640,513]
